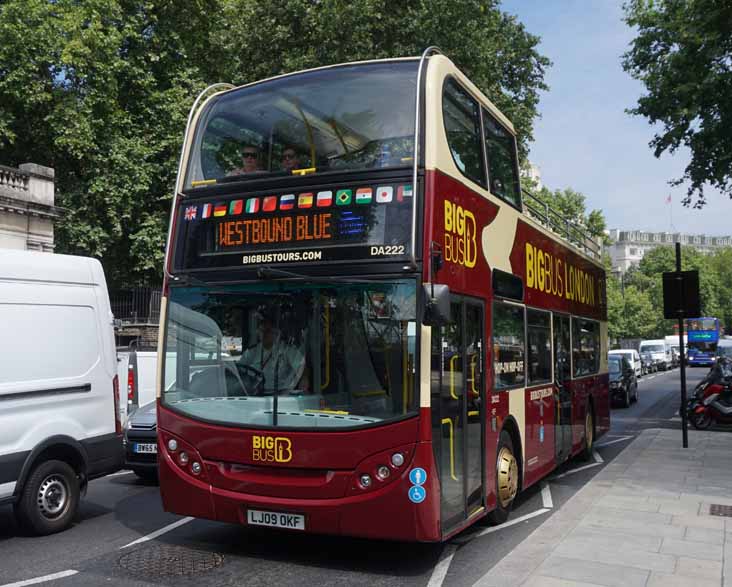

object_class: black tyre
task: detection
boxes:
[690,411,713,430]
[622,387,631,408]
[578,407,594,461]
[14,459,80,536]
[487,431,519,525]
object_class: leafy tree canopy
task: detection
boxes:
[623,0,732,207]
[0,0,550,286]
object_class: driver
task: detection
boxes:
[239,309,308,393]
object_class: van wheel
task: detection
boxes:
[14,460,80,536]
[487,431,519,525]
[579,408,594,461]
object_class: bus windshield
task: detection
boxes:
[162,280,417,429]
[184,61,418,189]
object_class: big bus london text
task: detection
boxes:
[157,51,609,542]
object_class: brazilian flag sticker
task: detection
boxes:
[336,189,352,206]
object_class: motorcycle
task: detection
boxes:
[686,358,732,429]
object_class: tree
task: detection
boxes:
[622,0,732,207]
[529,185,607,243]
[0,0,550,287]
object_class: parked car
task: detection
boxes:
[0,251,123,535]
[639,339,670,371]
[609,354,638,407]
[608,349,642,378]
[124,401,158,480]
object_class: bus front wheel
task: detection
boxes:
[488,431,518,525]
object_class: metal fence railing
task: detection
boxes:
[522,188,602,260]
[110,286,162,325]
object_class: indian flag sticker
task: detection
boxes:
[316,191,333,207]
[355,187,372,204]
[375,186,393,203]
[245,198,260,213]
[397,184,413,202]
[336,189,352,205]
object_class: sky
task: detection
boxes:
[500,0,731,236]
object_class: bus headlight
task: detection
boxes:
[178,451,189,466]
[391,453,405,467]
[168,439,178,452]
[191,462,202,475]
[359,474,372,488]
[376,465,390,480]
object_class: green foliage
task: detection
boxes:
[0,0,550,287]
[623,0,732,207]
[607,244,732,341]
[531,185,608,243]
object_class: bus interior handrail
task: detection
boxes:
[521,188,602,260]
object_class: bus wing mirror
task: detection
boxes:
[422,283,450,326]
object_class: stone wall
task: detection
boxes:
[0,163,62,251]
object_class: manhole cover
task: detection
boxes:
[709,504,732,517]
[118,544,224,576]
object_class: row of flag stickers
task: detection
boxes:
[184,184,413,221]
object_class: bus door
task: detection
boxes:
[431,297,485,533]
[553,314,572,463]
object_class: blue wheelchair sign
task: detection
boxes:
[408,485,426,504]
[409,467,427,486]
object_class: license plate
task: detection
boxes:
[133,443,158,454]
[247,509,305,531]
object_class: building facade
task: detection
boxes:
[607,228,732,273]
[0,163,62,251]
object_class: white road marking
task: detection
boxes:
[595,435,633,448]
[592,450,604,464]
[108,470,134,477]
[551,461,602,480]
[475,508,550,537]
[120,516,194,549]
[0,570,79,587]
[541,482,553,509]
[426,544,458,587]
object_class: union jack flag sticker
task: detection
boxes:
[184,205,198,221]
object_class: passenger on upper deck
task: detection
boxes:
[280,146,302,172]
[227,143,263,176]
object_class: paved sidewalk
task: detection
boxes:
[476,428,732,587]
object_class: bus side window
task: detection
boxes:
[483,109,521,210]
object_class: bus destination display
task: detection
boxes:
[177,182,414,268]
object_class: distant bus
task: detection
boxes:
[686,317,720,367]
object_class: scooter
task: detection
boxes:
[687,375,732,429]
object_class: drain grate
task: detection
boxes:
[118,544,224,577]
[709,504,732,517]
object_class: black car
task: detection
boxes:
[123,401,158,480]
[609,354,638,408]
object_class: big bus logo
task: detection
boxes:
[443,200,477,268]
[252,436,293,463]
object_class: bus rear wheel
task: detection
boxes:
[579,408,594,461]
[488,431,518,525]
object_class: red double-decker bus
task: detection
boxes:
[157,50,609,542]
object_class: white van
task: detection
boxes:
[608,349,642,378]
[0,251,123,535]
[639,339,670,371]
